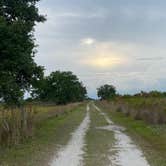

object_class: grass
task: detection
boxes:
[83,104,115,166]
[98,101,166,166]
[0,104,86,166]
[0,103,81,146]
[115,97,166,124]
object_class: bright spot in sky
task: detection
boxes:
[81,38,95,45]
[82,56,125,68]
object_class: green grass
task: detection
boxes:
[0,105,86,166]
[83,105,115,166]
[98,102,166,166]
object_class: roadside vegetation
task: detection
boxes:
[97,85,166,125]
[0,102,81,147]
[114,96,166,124]
[96,85,166,165]
[97,96,166,165]
[0,103,86,166]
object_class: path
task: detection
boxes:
[92,103,150,166]
[50,105,90,166]
[50,103,150,166]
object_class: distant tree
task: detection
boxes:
[97,84,116,100]
[33,71,87,104]
[0,0,46,106]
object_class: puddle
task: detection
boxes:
[96,125,125,133]
[93,103,114,125]
[110,131,150,166]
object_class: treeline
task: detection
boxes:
[0,0,87,107]
[32,71,87,104]
[97,84,166,100]
[120,91,166,98]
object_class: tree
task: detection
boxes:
[0,0,46,106]
[97,84,116,100]
[33,71,87,104]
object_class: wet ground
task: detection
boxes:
[50,102,150,166]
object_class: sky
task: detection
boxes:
[35,0,166,98]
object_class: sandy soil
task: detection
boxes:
[50,105,90,166]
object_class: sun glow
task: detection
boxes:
[80,40,129,69]
[82,56,125,68]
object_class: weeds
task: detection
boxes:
[0,103,80,147]
[101,97,166,124]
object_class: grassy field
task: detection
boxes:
[98,100,166,166]
[114,97,166,124]
[0,103,81,146]
[0,103,86,166]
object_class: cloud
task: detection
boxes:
[82,56,123,68]
[136,57,165,61]
[35,0,166,98]
[81,38,95,45]
[79,40,133,69]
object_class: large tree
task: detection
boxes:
[0,0,46,106]
[33,71,87,104]
[97,84,116,100]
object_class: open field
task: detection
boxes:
[111,97,166,124]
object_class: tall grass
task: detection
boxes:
[102,97,166,124]
[0,106,33,147]
[0,103,80,147]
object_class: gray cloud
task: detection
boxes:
[35,0,166,98]
[136,57,165,61]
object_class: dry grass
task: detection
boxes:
[0,102,81,147]
[102,97,166,124]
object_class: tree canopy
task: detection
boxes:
[33,71,87,104]
[0,0,46,106]
[97,84,116,100]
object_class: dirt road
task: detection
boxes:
[50,102,150,166]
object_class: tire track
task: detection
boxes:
[50,104,90,166]
[93,103,150,166]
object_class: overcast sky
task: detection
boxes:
[35,0,166,98]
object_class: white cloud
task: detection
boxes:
[81,38,95,45]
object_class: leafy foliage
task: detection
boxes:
[0,0,46,106]
[33,71,87,104]
[97,84,116,100]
